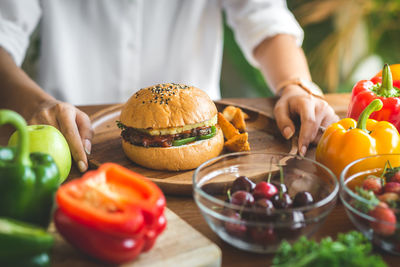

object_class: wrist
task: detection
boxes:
[276,78,325,99]
[279,84,309,97]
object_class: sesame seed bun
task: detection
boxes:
[120,83,218,129]
[119,83,223,171]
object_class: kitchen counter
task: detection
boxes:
[1,93,398,266]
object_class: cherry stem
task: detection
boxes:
[267,157,273,183]
[279,165,284,199]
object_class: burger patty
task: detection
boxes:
[121,126,213,147]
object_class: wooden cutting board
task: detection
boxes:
[88,100,295,195]
[50,208,221,267]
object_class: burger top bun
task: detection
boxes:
[120,83,217,129]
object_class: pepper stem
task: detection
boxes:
[356,99,383,132]
[0,110,31,166]
[378,64,398,97]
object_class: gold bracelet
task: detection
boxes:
[276,78,325,99]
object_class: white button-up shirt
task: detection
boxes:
[0,0,303,105]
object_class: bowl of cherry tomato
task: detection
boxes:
[193,151,339,253]
[340,154,400,255]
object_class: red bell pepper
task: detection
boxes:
[54,163,166,264]
[347,64,400,132]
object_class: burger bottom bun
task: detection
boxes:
[122,127,224,171]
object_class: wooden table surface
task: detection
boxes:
[1,93,399,266]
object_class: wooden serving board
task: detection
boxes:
[51,208,221,267]
[88,100,295,195]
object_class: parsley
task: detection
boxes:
[272,231,387,267]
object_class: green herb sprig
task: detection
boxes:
[272,231,387,267]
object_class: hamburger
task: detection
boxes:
[118,83,224,171]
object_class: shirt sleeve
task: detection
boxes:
[0,0,41,66]
[222,0,304,68]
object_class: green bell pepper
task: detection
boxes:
[172,136,196,146]
[11,253,51,267]
[198,126,217,140]
[172,126,217,146]
[0,217,54,267]
[0,110,60,227]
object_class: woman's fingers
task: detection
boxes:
[55,104,89,172]
[274,98,295,140]
[295,97,319,156]
[274,85,339,156]
[29,101,92,173]
[274,88,318,155]
[76,109,93,155]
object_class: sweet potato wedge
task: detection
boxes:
[232,107,246,132]
[218,112,239,140]
[224,132,250,152]
[222,105,249,121]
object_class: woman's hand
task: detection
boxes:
[0,47,93,172]
[29,100,94,173]
[274,84,339,156]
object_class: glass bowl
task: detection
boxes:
[193,151,339,253]
[340,154,400,255]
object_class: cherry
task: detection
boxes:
[275,211,305,239]
[291,211,305,229]
[362,175,383,195]
[255,198,274,209]
[231,176,256,194]
[272,182,288,194]
[241,198,274,221]
[271,193,292,209]
[248,226,277,245]
[251,198,275,221]
[252,182,278,200]
[293,191,314,207]
[230,190,254,206]
[222,210,247,238]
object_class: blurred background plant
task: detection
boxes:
[22,0,400,98]
[221,0,400,97]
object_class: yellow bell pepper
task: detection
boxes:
[316,99,400,179]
